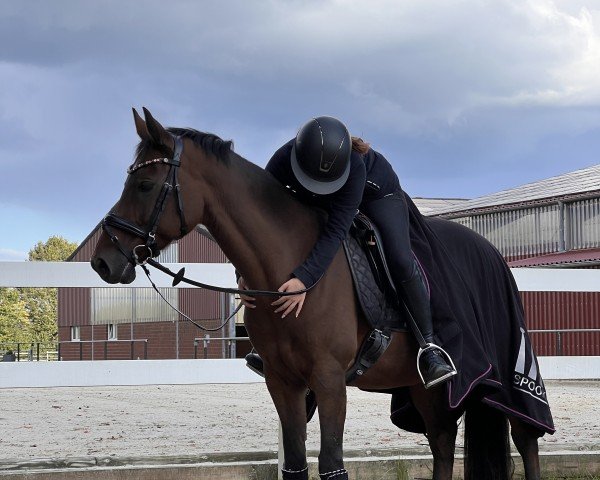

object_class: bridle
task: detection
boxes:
[102,135,187,266]
[100,134,320,300]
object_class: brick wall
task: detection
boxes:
[57,319,235,360]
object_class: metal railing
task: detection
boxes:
[195,330,600,359]
[194,336,250,359]
[0,342,58,362]
[56,339,149,361]
[528,328,600,356]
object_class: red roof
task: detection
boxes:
[508,248,600,268]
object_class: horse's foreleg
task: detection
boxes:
[410,385,459,480]
[266,376,309,480]
[312,368,348,480]
[509,416,542,480]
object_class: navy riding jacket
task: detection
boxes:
[266,139,400,287]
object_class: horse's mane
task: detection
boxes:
[135,124,320,231]
[135,127,233,164]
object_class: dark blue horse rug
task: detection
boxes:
[392,194,555,435]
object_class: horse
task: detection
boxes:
[91,107,547,480]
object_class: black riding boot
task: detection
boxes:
[245,351,265,377]
[245,351,318,421]
[398,264,457,389]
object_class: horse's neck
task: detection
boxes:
[199,152,319,289]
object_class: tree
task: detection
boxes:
[21,236,78,344]
[0,236,78,351]
[0,288,31,346]
[28,236,79,262]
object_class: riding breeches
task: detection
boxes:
[360,190,418,285]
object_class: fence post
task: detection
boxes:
[144,340,148,360]
[278,422,284,480]
[557,332,563,356]
[16,343,20,362]
[79,342,83,361]
[36,343,40,362]
[130,340,134,360]
[57,342,61,361]
[194,340,198,359]
[203,335,210,359]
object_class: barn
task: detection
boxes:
[432,164,600,355]
[57,226,248,361]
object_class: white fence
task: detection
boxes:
[0,261,235,288]
[1,261,599,291]
[0,359,260,388]
[0,356,599,389]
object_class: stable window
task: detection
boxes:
[70,326,80,341]
[107,323,118,341]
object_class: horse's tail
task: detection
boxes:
[464,400,512,480]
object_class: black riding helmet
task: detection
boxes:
[290,116,352,195]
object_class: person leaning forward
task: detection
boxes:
[239,116,456,389]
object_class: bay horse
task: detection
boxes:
[91,108,545,480]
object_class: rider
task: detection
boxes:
[240,116,457,389]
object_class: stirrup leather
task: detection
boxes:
[416,343,458,389]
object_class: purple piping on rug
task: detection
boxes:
[448,364,492,409]
[486,379,503,386]
[412,252,431,297]
[482,397,555,433]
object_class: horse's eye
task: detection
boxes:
[138,181,154,193]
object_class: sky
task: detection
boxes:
[1,0,599,260]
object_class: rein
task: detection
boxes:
[140,263,243,332]
[101,134,320,330]
[145,257,319,296]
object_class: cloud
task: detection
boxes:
[0,0,599,252]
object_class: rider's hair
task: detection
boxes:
[351,137,370,155]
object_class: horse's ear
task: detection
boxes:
[142,107,172,147]
[132,108,150,141]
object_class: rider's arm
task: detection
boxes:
[291,158,366,288]
[265,140,296,187]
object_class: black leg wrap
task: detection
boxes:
[281,465,309,480]
[319,468,349,479]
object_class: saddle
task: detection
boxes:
[342,212,409,383]
[344,212,408,332]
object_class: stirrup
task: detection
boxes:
[416,343,457,389]
[245,353,265,378]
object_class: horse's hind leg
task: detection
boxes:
[509,416,542,480]
[265,375,309,479]
[410,385,460,480]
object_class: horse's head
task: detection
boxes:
[91,108,202,284]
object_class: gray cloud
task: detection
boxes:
[0,0,599,255]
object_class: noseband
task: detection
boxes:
[102,135,187,265]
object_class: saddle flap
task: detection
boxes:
[343,235,407,333]
[351,211,398,298]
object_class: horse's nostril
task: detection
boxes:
[91,257,110,279]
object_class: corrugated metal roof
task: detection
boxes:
[412,197,470,216]
[507,248,600,268]
[433,163,600,216]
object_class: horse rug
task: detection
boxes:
[348,193,555,435]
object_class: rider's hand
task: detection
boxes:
[238,277,256,309]
[271,278,307,319]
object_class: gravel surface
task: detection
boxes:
[0,380,597,461]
